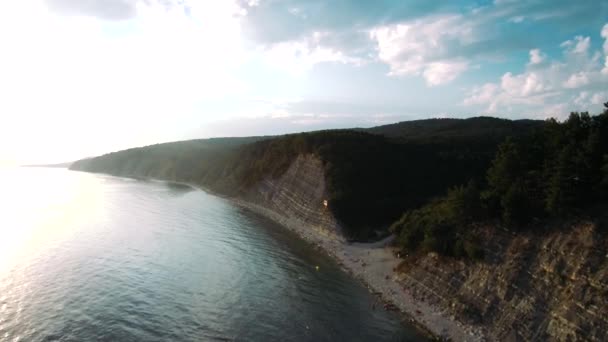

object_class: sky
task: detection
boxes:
[0,0,607,164]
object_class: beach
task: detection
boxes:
[231,198,484,342]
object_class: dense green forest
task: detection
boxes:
[72,117,541,240]
[390,104,608,259]
[74,106,608,249]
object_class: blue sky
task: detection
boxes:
[0,0,607,164]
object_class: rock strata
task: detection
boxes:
[71,152,608,341]
[242,154,343,240]
[396,224,608,341]
[236,154,608,341]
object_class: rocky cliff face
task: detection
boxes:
[71,151,608,341]
[228,156,608,341]
[239,154,344,240]
[397,223,608,341]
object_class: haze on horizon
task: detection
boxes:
[1,0,607,165]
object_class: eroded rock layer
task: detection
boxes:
[397,223,608,341]
[242,154,343,240]
[71,150,608,341]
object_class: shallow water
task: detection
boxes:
[0,168,426,341]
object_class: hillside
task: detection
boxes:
[71,116,542,240]
[365,116,543,143]
[70,110,608,340]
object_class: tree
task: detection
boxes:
[445,181,483,224]
[486,138,523,198]
[501,180,531,226]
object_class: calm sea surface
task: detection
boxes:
[0,167,426,341]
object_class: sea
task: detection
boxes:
[0,167,426,341]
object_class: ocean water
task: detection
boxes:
[0,167,426,341]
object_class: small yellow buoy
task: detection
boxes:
[315,265,320,271]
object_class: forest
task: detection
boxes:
[71,105,608,251]
[390,104,608,259]
[72,117,539,239]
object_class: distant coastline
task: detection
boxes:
[72,171,472,341]
[21,162,73,168]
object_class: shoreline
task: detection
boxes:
[230,198,482,342]
[97,175,482,341]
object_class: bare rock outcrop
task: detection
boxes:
[240,154,343,241]
[397,223,608,341]
[236,154,608,341]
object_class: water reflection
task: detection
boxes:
[0,168,427,341]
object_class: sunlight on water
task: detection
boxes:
[0,168,103,274]
[0,167,425,341]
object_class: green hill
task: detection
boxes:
[71,116,552,240]
[364,116,543,142]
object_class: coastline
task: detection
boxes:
[106,176,483,341]
[229,198,482,342]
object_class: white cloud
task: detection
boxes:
[260,31,362,76]
[529,49,545,65]
[561,36,591,54]
[464,25,608,118]
[369,15,474,86]
[602,24,608,75]
[538,102,569,118]
[502,72,546,96]
[574,91,589,106]
[422,61,469,86]
[45,0,138,20]
[463,83,499,106]
[602,23,608,54]
[508,16,525,23]
[563,72,590,88]
[591,91,608,105]
[570,90,607,109]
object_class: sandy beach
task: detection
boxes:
[230,198,484,342]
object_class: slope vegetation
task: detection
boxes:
[71,117,542,240]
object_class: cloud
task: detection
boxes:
[464,25,608,118]
[44,0,211,21]
[591,91,608,104]
[561,36,591,54]
[364,1,604,86]
[602,23,608,53]
[237,0,606,46]
[500,72,548,98]
[529,49,545,65]
[45,0,138,20]
[236,0,451,45]
[563,72,590,88]
[508,16,525,23]
[369,15,473,85]
[230,0,607,85]
[260,31,364,75]
[602,24,608,75]
[423,61,469,86]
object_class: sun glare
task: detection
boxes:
[0,169,104,274]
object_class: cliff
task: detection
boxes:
[69,111,608,340]
[71,126,534,239]
[229,155,608,341]
[239,154,344,239]
[396,223,608,341]
[71,148,608,340]
[239,155,608,341]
